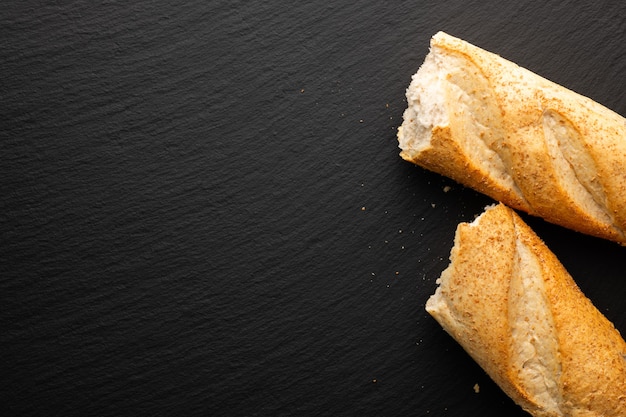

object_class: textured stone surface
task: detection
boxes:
[1,1,625,416]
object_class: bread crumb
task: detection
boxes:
[361,206,366,211]
[473,383,480,393]
[443,185,452,193]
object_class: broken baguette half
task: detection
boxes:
[426,203,626,416]
[398,32,626,244]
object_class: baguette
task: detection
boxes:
[426,203,626,416]
[398,32,626,244]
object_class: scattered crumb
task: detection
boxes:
[359,119,364,123]
[395,271,399,275]
[431,203,436,208]
[443,185,452,193]
[473,383,480,394]
[361,206,366,211]
[300,88,305,93]
[372,378,377,383]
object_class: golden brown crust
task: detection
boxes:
[399,32,626,244]
[426,203,626,416]
[426,204,520,401]
[513,212,626,414]
[400,125,530,212]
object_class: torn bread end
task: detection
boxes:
[398,34,527,211]
[397,50,448,154]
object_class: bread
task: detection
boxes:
[426,203,626,416]
[398,32,626,244]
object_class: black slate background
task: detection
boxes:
[2,1,625,416]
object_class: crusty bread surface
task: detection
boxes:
[398,32,626,244]
[426,203,626,416]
